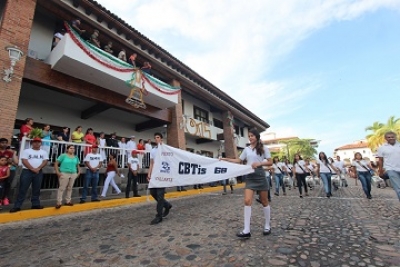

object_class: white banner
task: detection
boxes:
[148,144,253,188]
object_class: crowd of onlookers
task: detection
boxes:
[52,18,153,75]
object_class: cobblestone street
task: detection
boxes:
[0,184,399,267]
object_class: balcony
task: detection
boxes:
[46,25,180,109]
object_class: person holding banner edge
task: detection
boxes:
[220,128,273,238]
[147,132,173,225]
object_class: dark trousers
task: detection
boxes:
[149,188,171,218]
[81,170,99,200]
[3,169,15,199]
[126,170,139,197]
[296,173,308,195]
[13,169,43,208]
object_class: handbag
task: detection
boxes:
[356,161,374,176]
[229,177,237,186]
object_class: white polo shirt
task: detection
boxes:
[21,148,49,169]
[334,160,345,173]
[351,160,369,172]
[272,162,285,174]
[294,160,307,174]
[317,159,332,173]
[239,145,271,167]
[376,141,400,172]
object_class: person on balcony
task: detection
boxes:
[84,128,97,156]
[41,124,52,157]
[97,132,107,163]
[128,53,137,67]
[103,41,113,54]
[118,49,127,62]
[71,18,86,35]
[57,126,70,155]
[52,29,65,49]
[89,29,101,48]
[54,145,80,209]
[19,118,33,142]
[137,139,145,150]
[141,61,152,75]
[10,138,48,213]
[145,139,153,151]
[106,132,119,148]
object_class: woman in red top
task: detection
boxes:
[84,128,96,155]
[19,118,33,140]
[101,153,122,197]
[137,139,145,150]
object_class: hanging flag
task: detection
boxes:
[148,144,254,188]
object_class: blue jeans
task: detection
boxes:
[386,170,400,201]
[13,169,43,208]
[274,173,285,194]
[320,172,332,194]
[81,170,99,201]
[358,171,371,198]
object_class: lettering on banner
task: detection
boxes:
[178,162,206,175]
[184,118,211,139]
[155,177,173,182]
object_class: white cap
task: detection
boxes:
[131,135,135,138]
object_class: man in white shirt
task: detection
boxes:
[377,131,400,201]
[80,145,102,203]
[334,156,348,187]
[145,139,153,151]
[10,137,49,212]
[147,132,172,225]
[126,151,141,198]
[126,135,137,155]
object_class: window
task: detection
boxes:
[181,99,185,114]
[201,150,213,158]
[213,118,223,129]
[0,1,6,26]
[186,148,194,153]
[234,125,240,135]
[194,106,209,123]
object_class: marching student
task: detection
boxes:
[351,152,374,199]
[316,152,337,198]
[292,153,309,198]
[221,128,272,238]
[334,155,348,187]
[147,133,172,225]
[272,156,286,196]
[284,158,294,189]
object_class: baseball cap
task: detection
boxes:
[131,135,135,138]
[32,137,42,142]
[131,150,138,156]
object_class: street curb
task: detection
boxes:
[0,184,244,224]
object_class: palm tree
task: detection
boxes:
[365,116,400,151]
[280,138,318,161]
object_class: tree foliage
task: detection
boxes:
[279,138,318,162]
[365,116,400,151]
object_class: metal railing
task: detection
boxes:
[19,137,151,169]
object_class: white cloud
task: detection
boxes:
[95,0,400,154]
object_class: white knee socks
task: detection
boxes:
[263,205,271,231]
[243,206,252,234]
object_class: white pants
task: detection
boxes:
[101,171,121,197]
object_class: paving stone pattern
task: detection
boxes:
[0,185,399,267]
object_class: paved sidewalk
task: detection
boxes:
[0,184,399,267]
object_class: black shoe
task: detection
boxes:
[150,217,162,225]
[92,199,100,202]
[133,194,141,197]
[193,186,198,189]
[31,205,44,209]
[9,207,21,213]
[367,195,372,199]
[236,231,251,238]
[300,195,303,198]
[163,205,172,217]
[80,199,86,204]
[274,192,279,196]
[181,188,187,191]
[198,186,203,189]
[263,229,271,236]
[327,194,330,198]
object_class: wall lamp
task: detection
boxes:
[3,46,24,83]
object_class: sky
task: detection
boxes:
[95,0,400,155]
